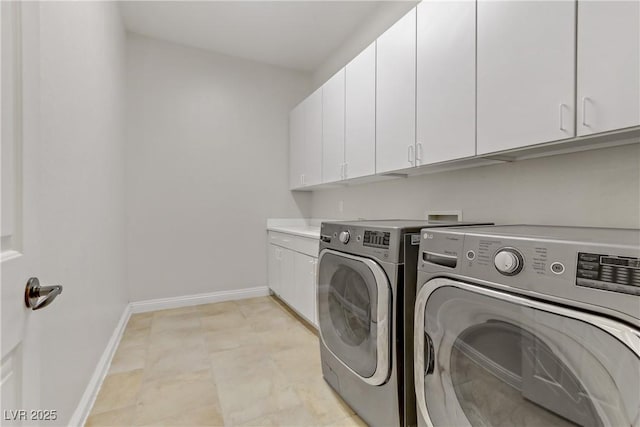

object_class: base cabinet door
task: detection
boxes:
[477,1,575,154]
[577,0,640,136]
[279,248,295,305]
[294,252,317,326]
[268,244,281,296]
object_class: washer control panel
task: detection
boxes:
[576,253,640,295]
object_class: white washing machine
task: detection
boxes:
[414,225,640,427]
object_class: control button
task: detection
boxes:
[577,269,598,279]
[338,231,350,244]
[578,261,599,271]
[494,248,524,276]
[466,250,476,261]
[578,253,599,263]
[356,235,362,242]
[550,262,565,275]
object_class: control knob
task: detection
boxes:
[338,231,350,244]
[494,248,524,276]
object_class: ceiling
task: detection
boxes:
[120,1,388,71]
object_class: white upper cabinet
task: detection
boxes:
[322,69,345,183]
[577,1,640,136]
[304,88,323,187]
[477,1,576,155]
[417,1,476,165]
[289,103,305,190]
[345,42,376,179]
[376,7,417,173]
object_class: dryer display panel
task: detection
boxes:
[363,230,390,249]
[576,252,640,295]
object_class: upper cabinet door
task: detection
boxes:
[417,1,476,165]
[477,1,576,155]
[345,42,376,180]
[322,69,345,183]
[304,88,323,187]
[289,102,305,190]
[376,8,417,173]
[577,1,640,136]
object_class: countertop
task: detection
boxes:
[266,218,324,239]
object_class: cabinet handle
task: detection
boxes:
[582,97,590,127]
[416,143,423,165]
[408,145,415,166]
[559,104,566,131]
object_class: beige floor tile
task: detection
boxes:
[90,298,359,427]
[323,414,367,427]
[239,405,318,427]
[248,311,301,333]
[203,325,262,353]
[152,305,198,318]
[294,376,355,425]
[259,325,318,353]
[85,405,135,427]
[148,325,206,353]
[271,346,322,383]
[127,313,154,331]
[144,341,210,381]
[218,383,303,426]
[210,344,275,381]
[151,311,202,333]
[201,310,251,332]
[138,403,225,426]
[92,369,144,415]
[109,344,147,374]
[196,301,240,316]
[119,327,151,350]
[133,370,220,426]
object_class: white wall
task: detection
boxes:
[125,34,312,302]
[311,1,417,89]
[38,2,128,423]
[310,144,640,228]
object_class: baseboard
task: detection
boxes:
[68,304,131,427]
[129,286,271,313]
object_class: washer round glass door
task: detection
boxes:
[318,249,391,385]
[414,278,640,427]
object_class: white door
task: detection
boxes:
[376,7,416,173]
[303,88,322,187]
[2,3,48,424]
[477,0,575,154]
[289,102,305,190]
[577,1,640,136]
[321,69,345,184]
[417,1,476,165]
[345,42,376,179]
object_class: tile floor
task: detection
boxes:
[85,296,366,427]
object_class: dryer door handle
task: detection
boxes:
[424,332,435,375]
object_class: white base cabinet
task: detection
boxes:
[267,231,318,327]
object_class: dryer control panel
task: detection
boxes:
[576,253,640,295]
